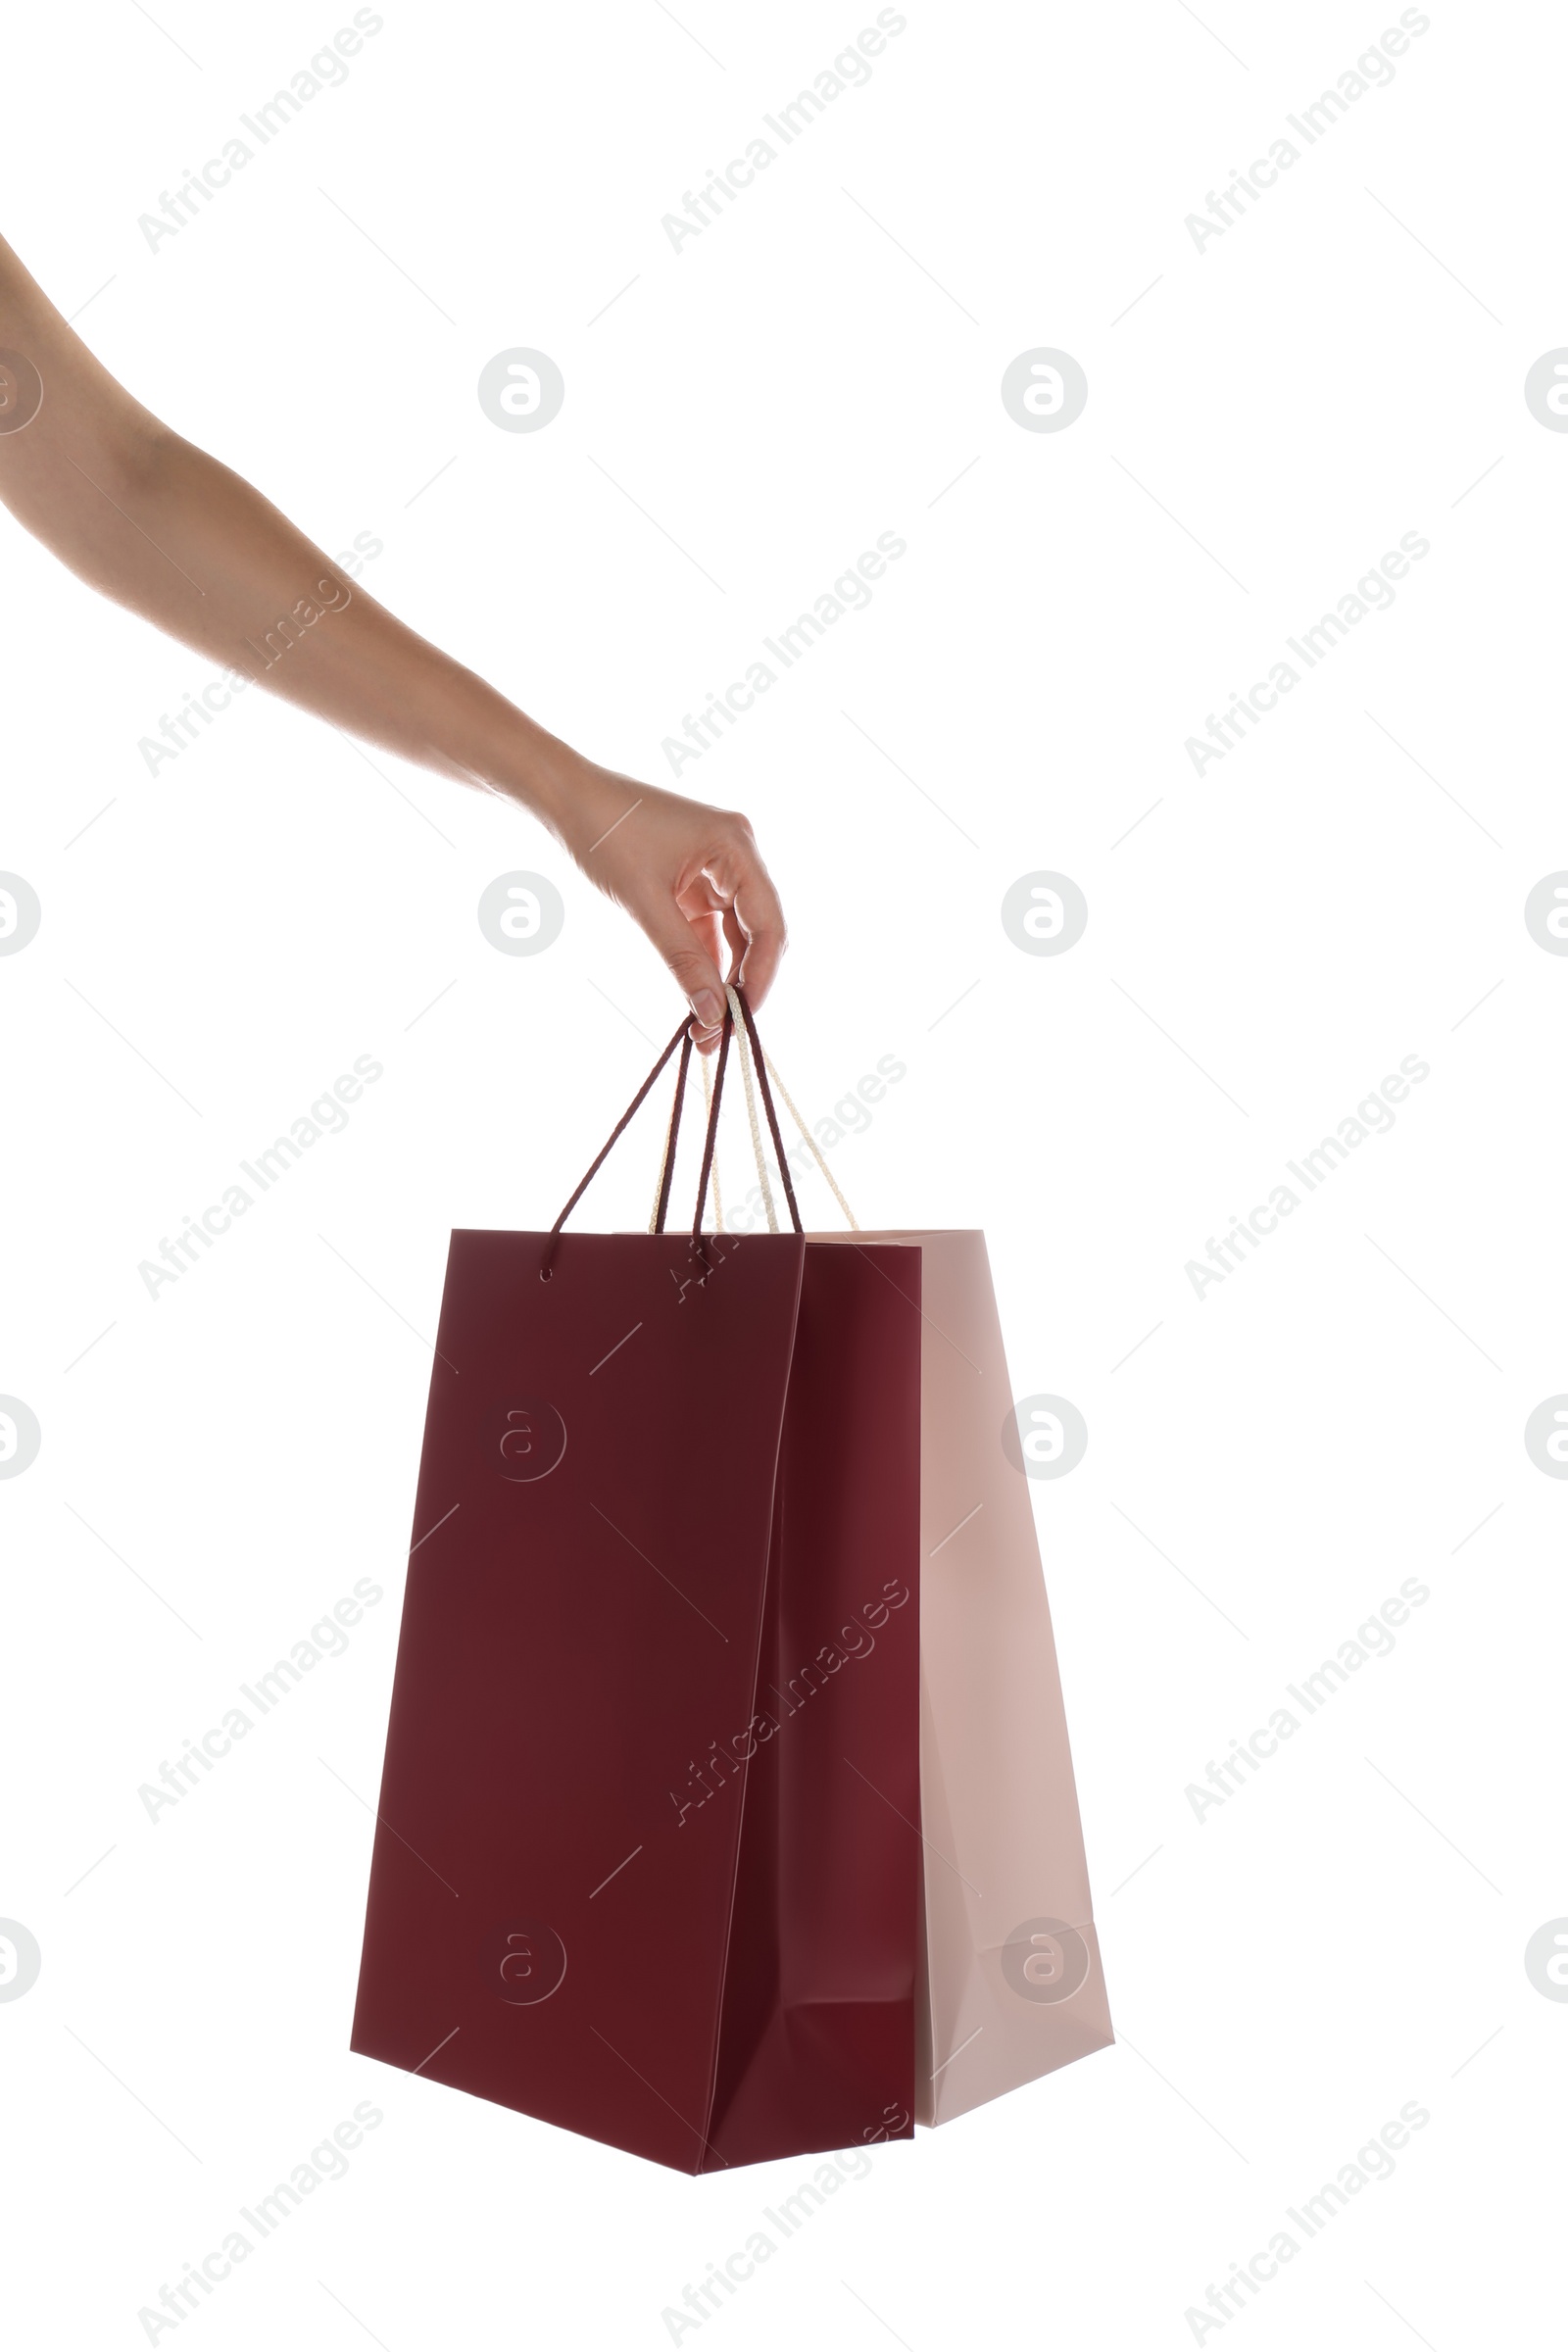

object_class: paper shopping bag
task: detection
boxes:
[350,1006,924,2173]
[808,1227,1114,2122]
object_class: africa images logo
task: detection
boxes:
[1000,1918,1092,2004]
[480,1919,567,2006]
[487,1398,568,1483]
[0,350,43,434]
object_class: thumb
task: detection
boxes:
[633,895,727,1039]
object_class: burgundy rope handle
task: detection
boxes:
[733,986,803,1236]
[539,1014,686,1278]
[651,1030,694,1237]
[686,1000,735,1258]
[540,987,801,1277]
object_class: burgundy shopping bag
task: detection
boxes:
[351,1000,923,2172]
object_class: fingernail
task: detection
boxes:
[691,990,723,1030]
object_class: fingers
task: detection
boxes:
[603,795,785,1052]
[632,894,729,1053]
[706,820,787,1010]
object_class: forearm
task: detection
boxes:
[0,228,785,1022]
[0,232,605,840]
[6,419,592,828]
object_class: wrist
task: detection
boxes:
[409,652,632,858]
[437,676,598,844]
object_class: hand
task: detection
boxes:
[552,764,787,1054]
[0,228,786,1055]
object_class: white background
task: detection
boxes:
[3,0,1564,2344]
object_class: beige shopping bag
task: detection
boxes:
[705,1002,1113,2125]
[810,1229,1114,2124]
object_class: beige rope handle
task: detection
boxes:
[725,985,779,1233]
[761,1048,860,1231]
[646,1004,856,1235]
[645,1007,773,1235]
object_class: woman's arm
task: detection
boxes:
[0,233,782,1040]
